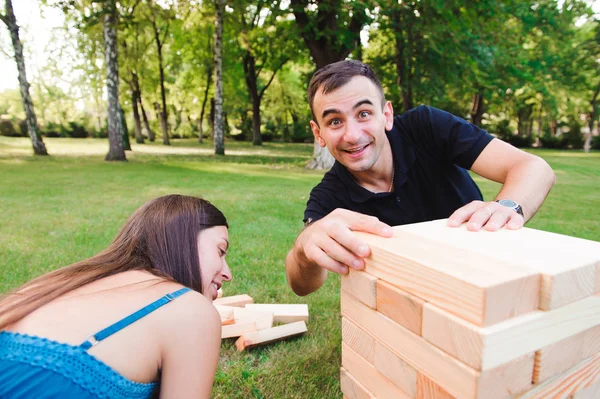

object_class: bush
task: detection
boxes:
[562,120,584,149]
[42,122,69,138]
[539,133,567,149]
[591,135,600,150]
[68,121,89,138]
[0,120,20,137]
[505,134,534,148]
[231,132,246,141]
[261,133,274,142]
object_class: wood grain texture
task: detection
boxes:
[571,381,600,398]
[244,304,308,324]
[213,294,254,307]
[373,341,417,397]
[398,219,600,310]
[354,228,540,326]
[342,343,412,399]
[342,317,375,363]
[516,353,600,399]
[417,373,455,399]
[340,367,375,399]
[376,279,425,335]
[421,294,600,371]
[342,291,534,399]
[234,321,307,351]
[342,269,378,309]
[535,324,600,383]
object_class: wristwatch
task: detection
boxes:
[495,199,524,217]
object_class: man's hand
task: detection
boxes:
[286,209,392,296]
[447,200,524,232]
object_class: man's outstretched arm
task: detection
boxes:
[448,138,555,231]
[285,209,392,296]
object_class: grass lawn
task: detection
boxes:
[1,136,599,398]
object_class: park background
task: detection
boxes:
[1,0,599,398]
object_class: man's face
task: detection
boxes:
[310,76,394,173]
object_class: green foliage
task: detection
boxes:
[0,120,21,137]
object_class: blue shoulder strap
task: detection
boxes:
[80,287,191,350]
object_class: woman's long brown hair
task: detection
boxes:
[0,194,228,330]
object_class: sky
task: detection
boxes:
[1,0,599,93]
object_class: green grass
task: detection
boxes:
[1,137,599,398]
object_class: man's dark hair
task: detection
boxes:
[307,60,385,121]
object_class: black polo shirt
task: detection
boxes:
[303,105,494,226]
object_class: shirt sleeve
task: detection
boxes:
[303,185,331,225]
[400,105,494,170]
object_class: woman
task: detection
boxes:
[0,194,232,398]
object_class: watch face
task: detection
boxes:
[498,199,518,208]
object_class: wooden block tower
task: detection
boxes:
[340,219,600,399]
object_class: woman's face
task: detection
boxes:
[197,225,232,300]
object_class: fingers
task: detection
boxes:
[448,201,525,231]
[333,208,393,237]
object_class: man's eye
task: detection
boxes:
[358,111,370,118]
[328,118,341,126]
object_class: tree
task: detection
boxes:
[1,0,48,155]
[103,0,126,161]
[213,0,225,155]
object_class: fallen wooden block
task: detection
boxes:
[213,294,254,307]
[354,227,540,326]
[221,320,256,339]
[245,303,309,324]
[215,305,274,330]
[215,305,234,326]
[235,321,307,351]
[398,219,600,310]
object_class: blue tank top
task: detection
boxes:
[0,287,191,399]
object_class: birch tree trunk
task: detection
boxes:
[213,0,225,155]
[1,0,48,155]
[103,2,126,161]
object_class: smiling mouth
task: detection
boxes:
[343,143,370,154]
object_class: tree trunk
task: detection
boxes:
[2,0,48,155]
[585,80,600,153]
[119,104,131,150]
[103,5,126,161]
[213,0,225,155]
[151,19,169,145]
[129,72,144,144]
[154,102,168,143]
[470,92,484,127]
[243,52,262,145]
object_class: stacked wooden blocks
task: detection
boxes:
[213,294,308,351]
[341,219,600,399]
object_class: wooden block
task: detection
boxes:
[516,353,600,399]
[342,343,412,399]
[535,324,600,383]
[215,305,235,325]
[421,294,600,371]
[398,219,600,310]
[572,381,600,398]
[373,341,417,397]
[342,291,534,399]
[377,279,425,335]
[213,294,254,307]
[354,227,540,326]
[341,269,377,309]
[417,373,455,399]
[342,317,375,363]
[245,304,308,324]
[340,367,375,399]
[221,321,256,339]
[235,321,307,351]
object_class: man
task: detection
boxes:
[285,60,555,296]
